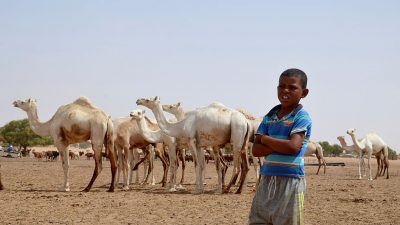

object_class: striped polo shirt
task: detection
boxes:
[257,104,312,178]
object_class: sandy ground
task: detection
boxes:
[0,156,399,225]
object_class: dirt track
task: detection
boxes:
[0,156,399,225]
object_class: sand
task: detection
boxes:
[0,156,399,225]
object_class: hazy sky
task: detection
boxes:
[1,1,399,153]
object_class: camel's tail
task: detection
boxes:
[104,117,114,158]
[241,121,251,151]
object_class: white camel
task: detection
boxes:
[136,96,250,194]
[130,109,181,192]
[237,109,263,189]
[338,135,387,178]
[162,102,202,186]
[346,128,389,180]
[13,97,117,192]
[337,135,367,177]
[305,141,327,175]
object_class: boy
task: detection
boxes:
[248,68,311,225]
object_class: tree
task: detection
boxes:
[0,119,53,154]
[319,141,343,157]
[388,147,398,160]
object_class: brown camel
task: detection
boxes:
[113,116,170,189]
[13,97,117,192]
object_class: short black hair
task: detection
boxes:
[279,68,308,88]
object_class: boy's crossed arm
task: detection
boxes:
[252,132,306,157]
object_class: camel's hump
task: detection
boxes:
[237,108,259,120]
[72,96,95,107]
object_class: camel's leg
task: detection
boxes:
[122,146,131,190]
[379,158,384,176]
[107,141,117,192]
[179,148,186,185]
[149,145,156,185]
[212,146,224,194]
[158,152,169,187]
[166,142,178,191]
[235,150,249,194]
[383,148,390,179]
[131,148,140,184]
[189,139,204,194]
[83,143,103,192]
[322,157,327,174]
[374,156,381,180]
[119,145,130,190]
[367,153,372,181]
[358,153,363,179]
[55,142,70,192]
[316,158,322,175]
[115,146,123,188]
[141,149,150,185]
[218,149,229,182]
[224,149,241,193]
[248,143,260,186]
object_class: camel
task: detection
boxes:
[136,96,250,194]
[337,136,367,176]
[346,128,389,180]
[237,109,263,189]
[161,102,193,185]
[112,116,167,189]
[338,135,386,178]
[130,109,181,191]
[13,97,117,192]
[304,141,327,175]
[162,102,230,187]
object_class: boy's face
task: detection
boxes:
[277,76,309,109]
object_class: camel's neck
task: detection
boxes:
[25,106,51,137]
[338,138,355,152]
[136,117,163,143]
[349,134,364,152]
[338,138,349,148]
[150,103,183,137]
[174,109,185,121]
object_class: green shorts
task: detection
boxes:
[248,175,306,225]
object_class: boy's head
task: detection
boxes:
[279,68,308,89]
[277,68,309,108]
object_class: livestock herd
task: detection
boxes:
[0,96,390,193]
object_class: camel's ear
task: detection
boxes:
[177,102,181,107]
[154,96,160,101]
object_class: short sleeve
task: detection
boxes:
[290,111,312,139]
[256,116,269,135]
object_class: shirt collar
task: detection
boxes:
[266,104,303,117]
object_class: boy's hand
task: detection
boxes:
[252,134,274,157]
[254,134,262,144]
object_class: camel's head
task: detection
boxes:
[346,128,356,136]
[136,96,160,109]
[162,102,182,115]
[337,136,345,141]
[13,98,36,111]
[130,109,145,120]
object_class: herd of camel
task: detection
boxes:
[0,96,390,193]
